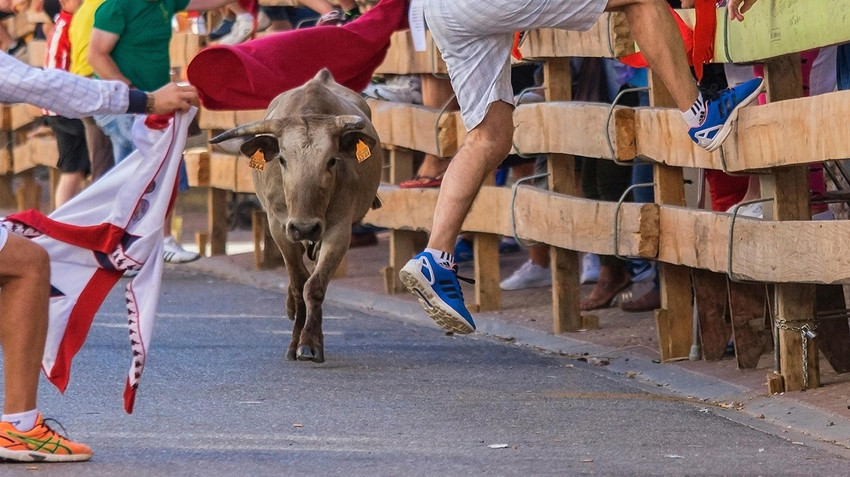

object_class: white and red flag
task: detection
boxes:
[1,109,195,413]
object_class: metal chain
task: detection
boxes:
[775,319,818,389]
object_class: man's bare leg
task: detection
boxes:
[606,0,699,111]
[426,101,515,253]
[0,235,50,414]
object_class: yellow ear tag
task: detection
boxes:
[249,149,265,171]
[355,140,371,163]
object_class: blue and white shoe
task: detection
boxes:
[399,252,476,334]
[688,77,764,152]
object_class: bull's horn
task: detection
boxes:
[335,115,366,132]
[209,119,284,143]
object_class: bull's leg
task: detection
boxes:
[272,221,311,361]
[296,222,352,363]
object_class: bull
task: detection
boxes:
[209,69,383,363]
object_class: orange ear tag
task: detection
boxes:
[249,150,265,171]
[355,140,371,163]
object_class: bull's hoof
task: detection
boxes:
[285,348,297,361]
[296,345,325,363]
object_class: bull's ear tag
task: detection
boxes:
[249,149,266,171]
[355,140,371,162]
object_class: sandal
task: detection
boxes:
[399,174,443,188]
[580,272,631,311]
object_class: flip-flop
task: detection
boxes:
[399,174,443,188]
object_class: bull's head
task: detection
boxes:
[210,114,377,243]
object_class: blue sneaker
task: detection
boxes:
[399,252,476,334]
[688,77,763,152]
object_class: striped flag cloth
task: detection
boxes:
[0,109,195,413]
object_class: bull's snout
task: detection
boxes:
[286,219,323,243]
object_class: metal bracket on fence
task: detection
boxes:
[508,172,551,249]
[605,86,650,166]
[510,86,548,159]
[613,182,655,260]
[726,197,773,282]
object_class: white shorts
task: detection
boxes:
[424,0,607,130]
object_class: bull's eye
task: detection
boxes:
[327,157,339,171]
[278,156,286,168]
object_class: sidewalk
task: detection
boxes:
[175,211,850,453]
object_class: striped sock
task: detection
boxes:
[683,92,706,128]
[425,248,454,270]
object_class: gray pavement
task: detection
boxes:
[4,267,850,475]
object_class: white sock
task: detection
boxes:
[3,409,39,432]
[683,92,706,128]
[425,248,454,270]
[236,13,253,22]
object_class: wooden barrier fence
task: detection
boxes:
[3,1,849,394]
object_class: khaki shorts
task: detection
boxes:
[424,0,607,130]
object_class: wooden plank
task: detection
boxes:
[658,205,850,284]
[472,233,501,313]
[635,84,850,173]
[693,269,732,362]
[650,68,692,362]
[208,187,228,256]
[814,285,850,374]
[519,12,635,59]
[762,54,818,391]
[12,136,59,174]
[384,229,418,294]
[363,185,659,258]
[512,102,635,160]
[207,152,239,191]
[375,31,447,75]
[386,148,415,185]
[366,99,460,157]
[728,282,772,369]
[183,147,210,187]
[169,32,203,69]
[198,108,239,130]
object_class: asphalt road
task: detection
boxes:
[4,267,849,476]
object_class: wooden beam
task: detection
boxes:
[636,89,850,172]
[208,187,228,256]
[367,99,461,157]
[649,69,692,362]
[375,31,447,75]
[519,12,635,59]
[363,185,659,258]
[512,102,635,160]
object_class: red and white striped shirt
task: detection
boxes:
[43,10,75,116]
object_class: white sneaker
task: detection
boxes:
[362,75,423,104]
[163,236,200,264]
[500,260,551,291]
[218,15,255,45]
[580,253,600,284]
[256,10,271,32]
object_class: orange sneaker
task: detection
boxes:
[0,413,92,462]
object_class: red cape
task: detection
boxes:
[188,0,410,110]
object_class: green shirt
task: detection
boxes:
[93,0,190,91]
